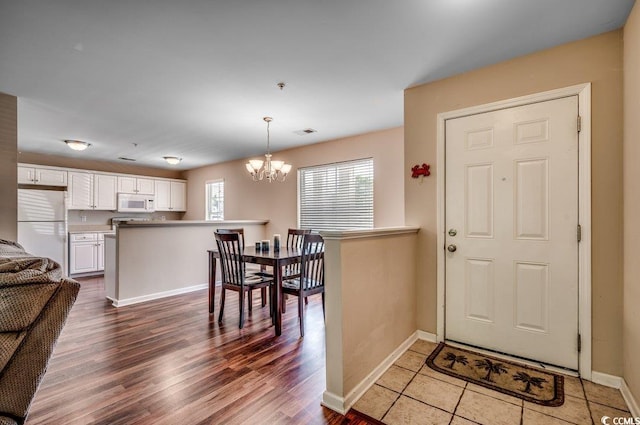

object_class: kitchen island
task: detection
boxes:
[104,220,268,307]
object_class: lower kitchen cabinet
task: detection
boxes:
[69,232,112,275]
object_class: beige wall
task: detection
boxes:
[18,152,185,179]
[405,31,623,375]
[323,228,417,411]
[0,93,17,241]
[623,2,640,406]
[184,127,405,237]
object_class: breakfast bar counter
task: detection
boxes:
[104,219,268,307]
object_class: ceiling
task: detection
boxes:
[0,0,635,171]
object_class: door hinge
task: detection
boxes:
[577,115,582,133]
[577,334,582,352]
[577,224,582,242]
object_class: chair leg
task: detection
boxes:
[282,293,287,313]
[305,296,309,305]
[239,289,245,329]
[218,288,226,324]
[322,292,325,319]
[298,293,305,337]
[248,289,253,312]
[261,287,267,307]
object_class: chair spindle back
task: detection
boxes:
[300,233,324,291]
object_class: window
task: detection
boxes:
[298,158,373,231]
[206,180,224,220]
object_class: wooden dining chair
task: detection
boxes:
[281,233,325,337]
[215,232,273,329]
[284,228,311,278]
[217,228,269,307]
[282,228,311,313]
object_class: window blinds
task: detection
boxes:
[298,158,373,231]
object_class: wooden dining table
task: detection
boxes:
[207,246,304,336]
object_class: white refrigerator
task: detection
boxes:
[17,188,67,273]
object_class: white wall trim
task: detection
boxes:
[320,391,347,415]
[622,379,640,417]
[436,83,592,377]
[417,330,437,343]
[322,332,419,414]
[320,226,420,241]
[590,373,639,416]
[591,371,623,389]
[107,283,208,307]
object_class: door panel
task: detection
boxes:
[445,96,579,370]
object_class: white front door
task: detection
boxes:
[445,96,579,370]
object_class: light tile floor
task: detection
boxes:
[353,340,632,425]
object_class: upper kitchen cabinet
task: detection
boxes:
[154,180,186,212]
[18,165,67,186]
[68,172,117,210]
[117,176,155,195]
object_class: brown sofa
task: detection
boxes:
[0,239,80,425]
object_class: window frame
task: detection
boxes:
[205,179,225,221]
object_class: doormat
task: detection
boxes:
[426,342,564,406]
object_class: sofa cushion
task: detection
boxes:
[0,240,29,259]
[0,257,62,284]
[0,332,26,372]
[0,284,58,332]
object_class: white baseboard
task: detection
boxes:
[590,372,640,417]
[109,284,208,307]
[321,391,347,415]
[621,379,640,417]
[417,330,437,343]
[323,331,419,414]
[591,371,623,389]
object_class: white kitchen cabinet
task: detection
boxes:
[170,181,186,211]
[97,233,106,271]
[154,179,186,211]
[69,232,111,275]
[117,176,155,195]
[69,233,99,274]
[18,165,67,186]
[94,174,117,210]
[68,172,117,210]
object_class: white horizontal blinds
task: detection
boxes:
[299,158,373,231]
[206,180,224,220]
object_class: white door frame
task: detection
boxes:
[435,83,592,379]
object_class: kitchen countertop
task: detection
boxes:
[68,225,115,233]
[116,219,268,228]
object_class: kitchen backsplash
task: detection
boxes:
[67,210,184,226]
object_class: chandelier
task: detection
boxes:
[245,117,292,182]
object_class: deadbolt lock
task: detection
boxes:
[448,228,457,237]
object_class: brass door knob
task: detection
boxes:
[447,244,457,252]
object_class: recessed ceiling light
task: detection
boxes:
[64,140,90,151]
[163,156,182,165]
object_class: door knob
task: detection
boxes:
[447,244,457,252]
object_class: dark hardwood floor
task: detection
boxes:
[26,277,364,425]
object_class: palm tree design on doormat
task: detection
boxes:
[474,358,509,382]
[513,372,547,394]
[443,352,469,370]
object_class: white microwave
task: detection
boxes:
[117,193,155,213]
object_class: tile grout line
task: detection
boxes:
[379,363,423,423]
[449,381,468,425]
[581,377,597,425]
